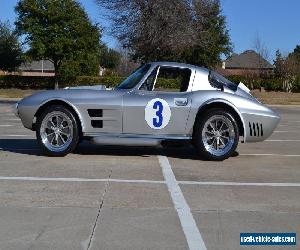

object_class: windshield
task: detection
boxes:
[209,71,238,91]
[116,64,151,89]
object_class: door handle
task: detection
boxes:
[174,98,188,106]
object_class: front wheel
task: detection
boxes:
[36,105,79,157]
[193,109,239,161]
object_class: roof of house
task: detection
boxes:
[224,50,274,69]
[19,60,54,71]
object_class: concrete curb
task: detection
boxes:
[0,98,21,104]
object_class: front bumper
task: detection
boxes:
[242,109,280,143]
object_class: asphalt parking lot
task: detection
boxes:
[0,101,299,250]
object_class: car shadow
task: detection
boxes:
[0,138,219,161]
[0,139,42,156]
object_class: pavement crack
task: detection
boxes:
[86,170,112,250]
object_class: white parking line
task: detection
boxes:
[278,124,300,127]
[0,125,14,127]
[158,155,207,250]
[0,148,38,151]
[0,176,165,184]
[0,134,32,137]
[266,139,300,142]
[0,176,299,188]
[240,153,300,157]
[179,181,300,187]
[274,130,299,133]
[6,118,20,121]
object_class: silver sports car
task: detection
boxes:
[15,62,280,160]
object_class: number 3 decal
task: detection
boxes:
[145,98,171,129]
[153,101,163,128]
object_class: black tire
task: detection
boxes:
[193,108,239,161]
[36,105,80,157]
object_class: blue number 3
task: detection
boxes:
[153,101,163,128]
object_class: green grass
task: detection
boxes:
[252,90,300,105]
[0,89,38,98]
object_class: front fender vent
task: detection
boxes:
[88,109,103,117]
[91,120,103,128]
[249,122,263,137]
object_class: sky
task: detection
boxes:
[1,0,299,61]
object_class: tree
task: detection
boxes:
[99,46,121,69]
[290,45,300,62]
[182,0,232,67]
[0,21,23,72]
[274,49,300,92]
[253,33,270,77]
[15,0,102,88]
[96,0,231,67]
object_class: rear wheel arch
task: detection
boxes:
[193,101,245,137]
[33,100,83,137]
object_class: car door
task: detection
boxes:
[122,66,194,136]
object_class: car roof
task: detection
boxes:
[149,61,209,74]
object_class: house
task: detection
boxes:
[221,50,274,76]
[18,60,55,76]
[1,60,105,77]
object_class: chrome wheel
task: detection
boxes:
[40,111,73,152]
[201,115,235,157]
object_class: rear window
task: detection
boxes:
[209,71,238,91]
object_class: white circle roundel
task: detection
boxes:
[145,98,171,129]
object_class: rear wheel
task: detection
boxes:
[193,109,239,161]
[36,105,79,156]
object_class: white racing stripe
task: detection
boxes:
[158,155,207,250]
[179,181,300,187]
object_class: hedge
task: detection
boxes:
[227,75,300,92]
[0,75,54,89]
[1,74,300,92]
[0,75,126,89]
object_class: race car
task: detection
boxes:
[14,62,280,160]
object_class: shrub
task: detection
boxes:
[263,78,283,91]
[0,75,54,89]
[292,76,300,92]
[99,76,126,88]
[0,75,126,89]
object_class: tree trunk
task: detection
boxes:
[54,61,59,89]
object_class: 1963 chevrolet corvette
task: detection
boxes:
[15,62,280,160]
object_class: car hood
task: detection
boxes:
[64,85,108,90]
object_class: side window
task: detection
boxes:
[140,67,159,91]
[154,67,191,92]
